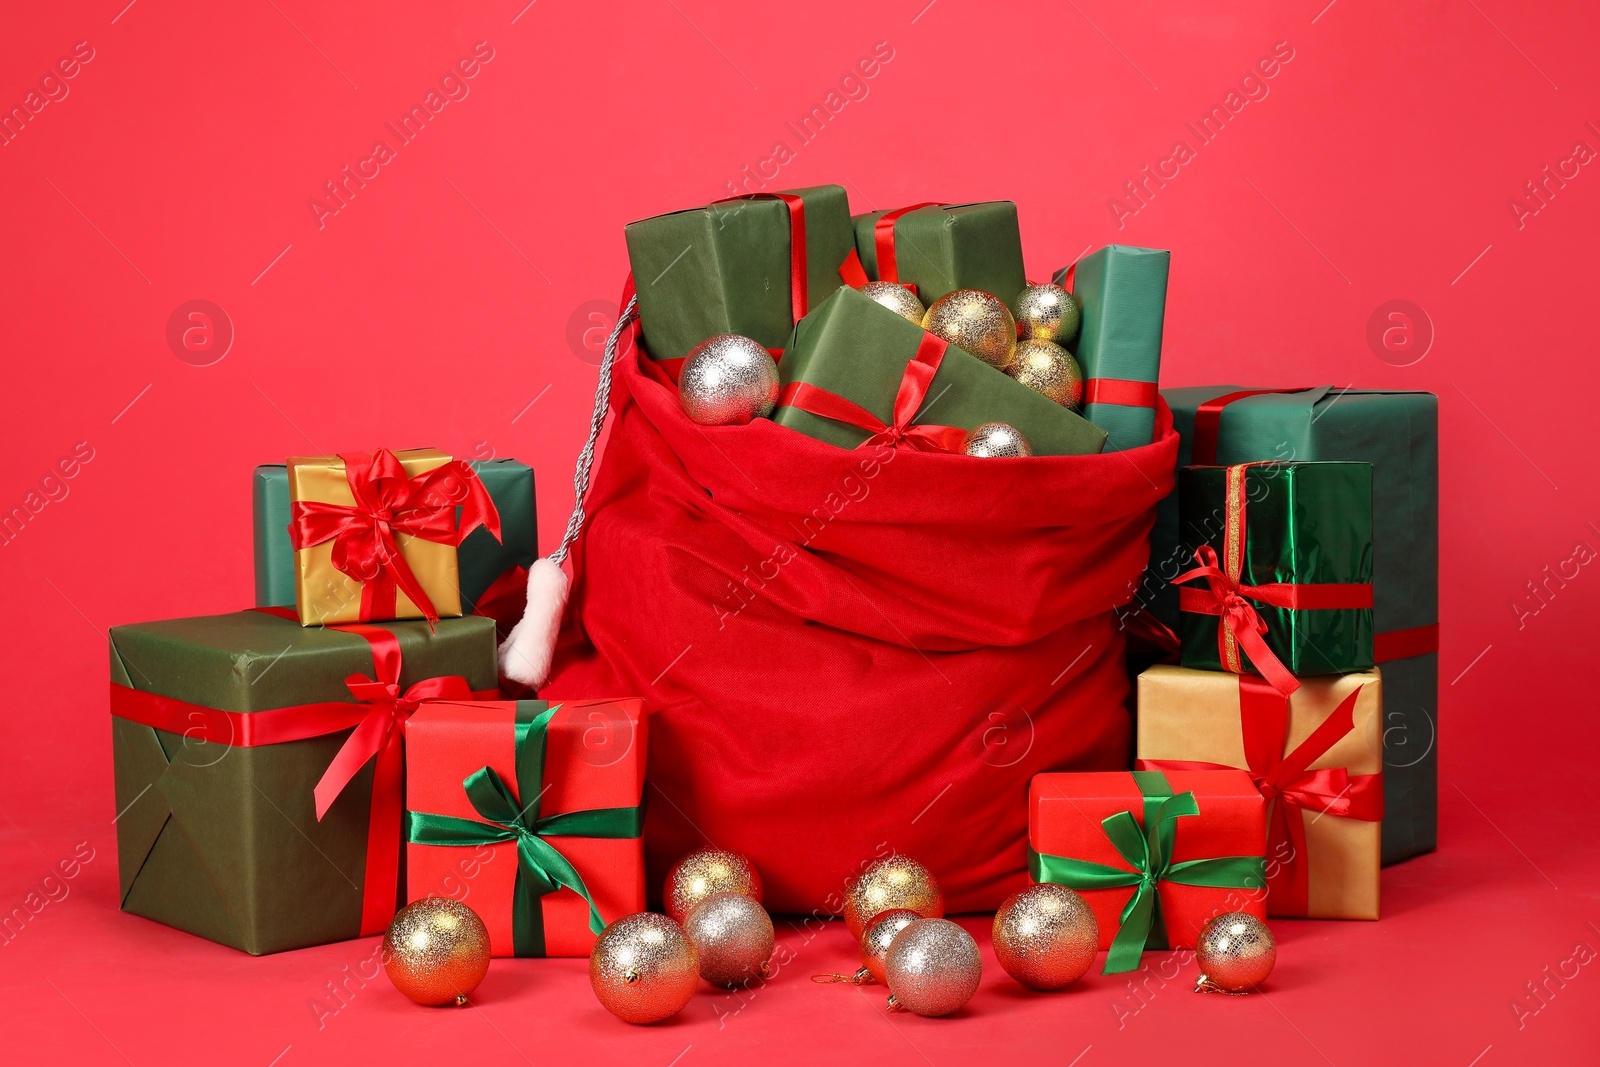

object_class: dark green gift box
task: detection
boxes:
[110,610,498,954]
[1148,386,1439,864]
[1178,461,1374,679]
[624,185,855,362]
[851,201,1026,307]
[253,459,537,619]
[1051,245,1169,452]
[772,286,1106,456]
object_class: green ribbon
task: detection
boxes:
[405,702,644,957]
[1029,770,1264,974]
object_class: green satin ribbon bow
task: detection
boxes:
[405,702,644,957]
[1028,770,1264,974]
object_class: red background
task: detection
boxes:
[3,1,1596,1063]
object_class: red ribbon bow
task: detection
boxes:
[1175,545,1303,697]
[774,331,967,453]
[288,449,501,624]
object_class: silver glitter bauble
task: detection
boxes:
[992,884,1099,991]
[1195,912,1276,994]
[589,913,700,1023]
[884,918,982,1016]
[1013,283,1081,344]
[962,422,1033,458]
[678,334,780,425]
[683,892,775,989]
[922,289,1017,370]
[1009,339,1084,409]
[861,281,927,324]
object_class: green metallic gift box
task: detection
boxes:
[624,185,855,362]
[772,285,1106,456]
[1178,461,1373,679]
[253,459,537,620]
[850,201,1026,307]
[1051,245,1169,452]
[1147,386,1439,865]
[110,610,498,954]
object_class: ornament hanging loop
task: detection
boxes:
[811,968,870,985]
[1194,973,1250,996]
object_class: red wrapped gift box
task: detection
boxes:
[404,699,646,957]
[1028,769,1266,973]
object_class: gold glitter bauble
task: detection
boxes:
[992,884,1099,991]
[1009,339,1084,409]
[678,334,780,425]
[382,897,491,1006]
[842,855,944,938]
[922,289,1017,370]
[884,918,982,1017]
[1013,283,1081,344]
[683,892,775,989]
[1195,912,1276,994]
[859,908,920,984]
[860,281,927,324]
[664,848,764,925]
[589,912,700,1024]
[962,421,1033,458]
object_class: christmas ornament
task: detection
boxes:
[1195,912,1276,994]
[1009,339,1084,409]
[843,855,945,937]
[922,289,1017,370]
[884,918,982,1016]
[1013,283,1081,344]
[962,421,1033,458]
[861,281,927,324]
[382,897,491,1006]
[678,334,780,425]
[665,848,764,925]
[860,908,921,984]
[589,913,700,1024]
[992,884,1099,991]
[684,892,775,989]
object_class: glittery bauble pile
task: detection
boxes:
[1009,339,1084,409]
[992,884,1099,991]
[1013,283,1081,344]
[589,913,700,1024]
[843,855,945,938]
[1195,912,1276,994]
[861,281,927,324]
[859,908,921,984]
[683,893,775,989]
[884,918,982,1016]
[664,848,764,925]
[678,335,780,425]
[962,421,1033,458]
[382,897,491,1006]
[922,289,1017,370]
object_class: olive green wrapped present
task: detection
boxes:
[624,185,856,362]
[851,201,1026,307]
[772,286,1105,456]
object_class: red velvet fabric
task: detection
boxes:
[543,309,1179,914]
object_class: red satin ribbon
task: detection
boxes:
[1375,622,1439,663]
[873,202,945,287]
[112,606,493,935]
[774,331,967,453]
[1084,378,1159,409]
[1138,675,1382,915]
[838,247,869,289]
[288,449,501,624]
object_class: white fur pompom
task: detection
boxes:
[497,557,569,687]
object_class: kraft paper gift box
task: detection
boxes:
[404,699,647,957]
[1028,769,1266,974]
[772,285,1107,456]
[1147,386,1437,864]
[256,458,536,635]
[109,609,498,954]
[624,185,856,364]
[1137,664,1384,920]
[850,201,1027,307]
[1178,460,1374,682]
[285,447,502,627]
[1050,245,1169,452]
